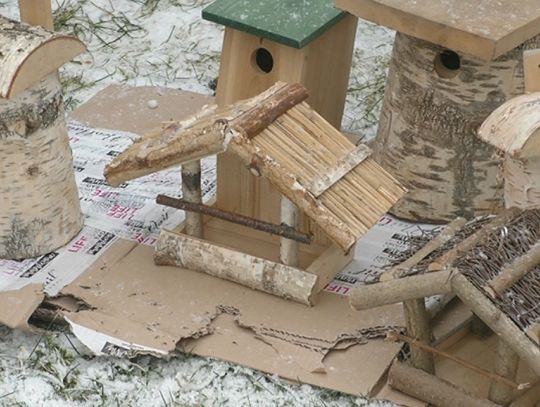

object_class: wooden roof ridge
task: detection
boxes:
[105,82,407,251]
[0,15,86,99]
[479,92,540,159]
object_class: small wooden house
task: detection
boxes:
[336,0,540,222]
[105,82,406,305]
[0,14,85,259]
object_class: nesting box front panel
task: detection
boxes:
[374,32,540,222]
[0,75,83,259]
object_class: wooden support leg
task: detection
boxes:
[18,0,54,29]
[489,339,520,405]
[404,299,435,374]
[280,196,299,267]
[181,161,203,238]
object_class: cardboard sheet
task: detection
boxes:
[0,84,453,404]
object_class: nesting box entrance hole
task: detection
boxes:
[253,48,274,74]
[434,50,461,79]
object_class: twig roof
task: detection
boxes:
[105,82,407,252]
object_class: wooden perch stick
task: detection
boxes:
[388,361,502,407]
[381,217,467,281]
[280,196,300,267]
[154,229,317,305]
[403,299,435,373]
[451,273,540,376]
[387,332,529,391]
[349,270,452,310]
[0,16,85,98]
[486,241,540,297]
[428,208,521,272]
[181,161,203,238]
[156,195,312,244]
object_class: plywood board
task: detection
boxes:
[335,0,540,60]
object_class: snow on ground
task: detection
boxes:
[0,1,397,405]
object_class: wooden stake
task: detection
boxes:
[18,0,53,29]
[451,273,540,377]
[486,241,540,297]
[381,217,467,281]
[349,270,452,310]
[181,161,203,238]
[388,361,502,407]
[279,196,299,267]
[489,339,521,405]
[403,299,435,373]
[154,229,317,305]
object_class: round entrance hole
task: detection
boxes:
[253,48,274,74]
[434,50,461,79]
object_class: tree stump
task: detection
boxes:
[374,32,540,222]
[0,75,83,259]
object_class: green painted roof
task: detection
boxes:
[202,0,348,49]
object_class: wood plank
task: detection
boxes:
[18,0,53,29]
[524,49,540,93]
[335,0,540,60]
[306,144,372,197]
[307,243,354,293]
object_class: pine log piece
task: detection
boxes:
[0,16,85,99]
[0,75,83,259]
[485,241,540,297]
[489,339,521,405]
[451,273,540,377]
[388,361,502,407]
[428,208,522,272]
[181,160,203,238]
[154,229,317,305]
[403,298,435,373]
[374,33,540,222]
[349,270,452,310]
[18,0,54,29]
[104,82,307,187]
[380,217,467,281]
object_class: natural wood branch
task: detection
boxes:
[0,16,85,98]
[279,196,300,267]
[154,229,317,305]
[485,241,540,297]
[488,339,521,405]
[387,332,528,391]
[156,195,312,244]
[526,323,540,344]
[451,273,540,377]
[428,208,521,272]
[403,299,435,373]
[231,82,308,139]
[388,361,502,407]
[18,0,53,29]
[381,217,467,281]
[181,161,203,238]
[349,270,452,310]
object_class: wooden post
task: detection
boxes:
[488,339,520,405]
[280,196,299,267]
[403,299,435,373]
[181,161,203,238]
[18,0,54,29]
[524,49,540,93]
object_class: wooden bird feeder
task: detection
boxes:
[336,0,540,223]
[0,8,86,260]
[479,50,540,210]
[105,82,406,305]
[202,0,359,248]
[349,208,540,405]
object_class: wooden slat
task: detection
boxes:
[306,144,372,197]
[524,49,540,93]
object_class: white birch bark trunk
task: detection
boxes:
[279,196,299,267]
[375,32,540,222]
[181,160,203,238]
[0,75,83,259]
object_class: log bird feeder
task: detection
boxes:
[0,13,85,260]
[105,83,406,305]
[336,0,540,223]
[202,0,358,251]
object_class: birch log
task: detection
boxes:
[280,196,299,267]
[0,75,83,259]
[154,229,317,305]
[488,339,520,405]
[403,298,435,373]
[388,361,501,407]
[0,16,85,99]
[181,161,203,238]
[375,32,540,222]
